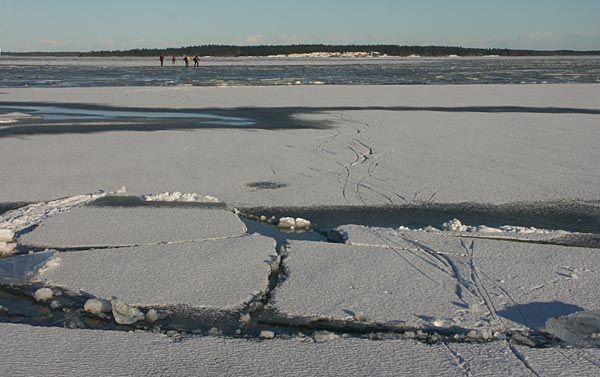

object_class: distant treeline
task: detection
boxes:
[81,44,600,57]
[7,45,600,57]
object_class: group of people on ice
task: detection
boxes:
[159,54,200,68]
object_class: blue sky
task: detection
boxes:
[1,0,599,51]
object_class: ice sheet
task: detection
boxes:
[19,206,246,248]
[0,85,599,208]
[2,322,599,376]
[36,234,275,309]
[272,240,486,329]
[338,225,600,331]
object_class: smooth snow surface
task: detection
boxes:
[19,206,246,248]
[36,234,275,308]
[1,85,599,207]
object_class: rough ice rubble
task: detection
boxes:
[437,218,568,237]
[276,217,311,230]
[111,299,145,325]
[395,218,570,243]
[0,193,106,235]
[141,191,220,203]
[546,310,600,347]
[0,229,16,255]
[84,298,113,315]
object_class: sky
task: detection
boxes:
[1,0,599,52]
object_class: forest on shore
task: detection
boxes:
[8,44,600,57]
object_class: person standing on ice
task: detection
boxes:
[193,55,200,68]
[159,54,165,66]
[171,55,177,64]
[183,55,190,68]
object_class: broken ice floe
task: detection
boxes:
[140,191,220,203]
[19,206,246,249]
[35,235,276,309]
[0,250,56,284]
[281,226,600,334]
[270,240,487,330]
[546,310,600,347]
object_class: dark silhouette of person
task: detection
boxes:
[172,56,176,64]
[193,55,200,68]
[159,54,165,66]
[184,55,190,68]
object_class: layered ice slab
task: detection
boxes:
[6,323,596,377]
[336,225,600,331]
[19,206,246,248]
[35,234,275,309]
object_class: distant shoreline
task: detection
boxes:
[4,44,600,58]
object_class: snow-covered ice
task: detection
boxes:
[271,240,486,329]
[338,225,600,331]
[1,84,599,374]
[1,322,599,376]
[1,85,599,207]
[35,234,275,309]
[19,206,246,248]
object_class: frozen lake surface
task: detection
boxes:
[1,83,600,375]
[1,56,599,87]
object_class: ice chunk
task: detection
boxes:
[277,217,296,228]
[33,287,53,302]
[276,217,311,229]
[146,309,169,322]
[111,299,145,325]
[295,218,311,229]
[259,330,275,339]
[0,241,17,256]
[546,310,600,347]
[84,298,113,315]
[0,229,15,242]
[0,251,56,284]
[314,331,341,343]
[442,218,468,232]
